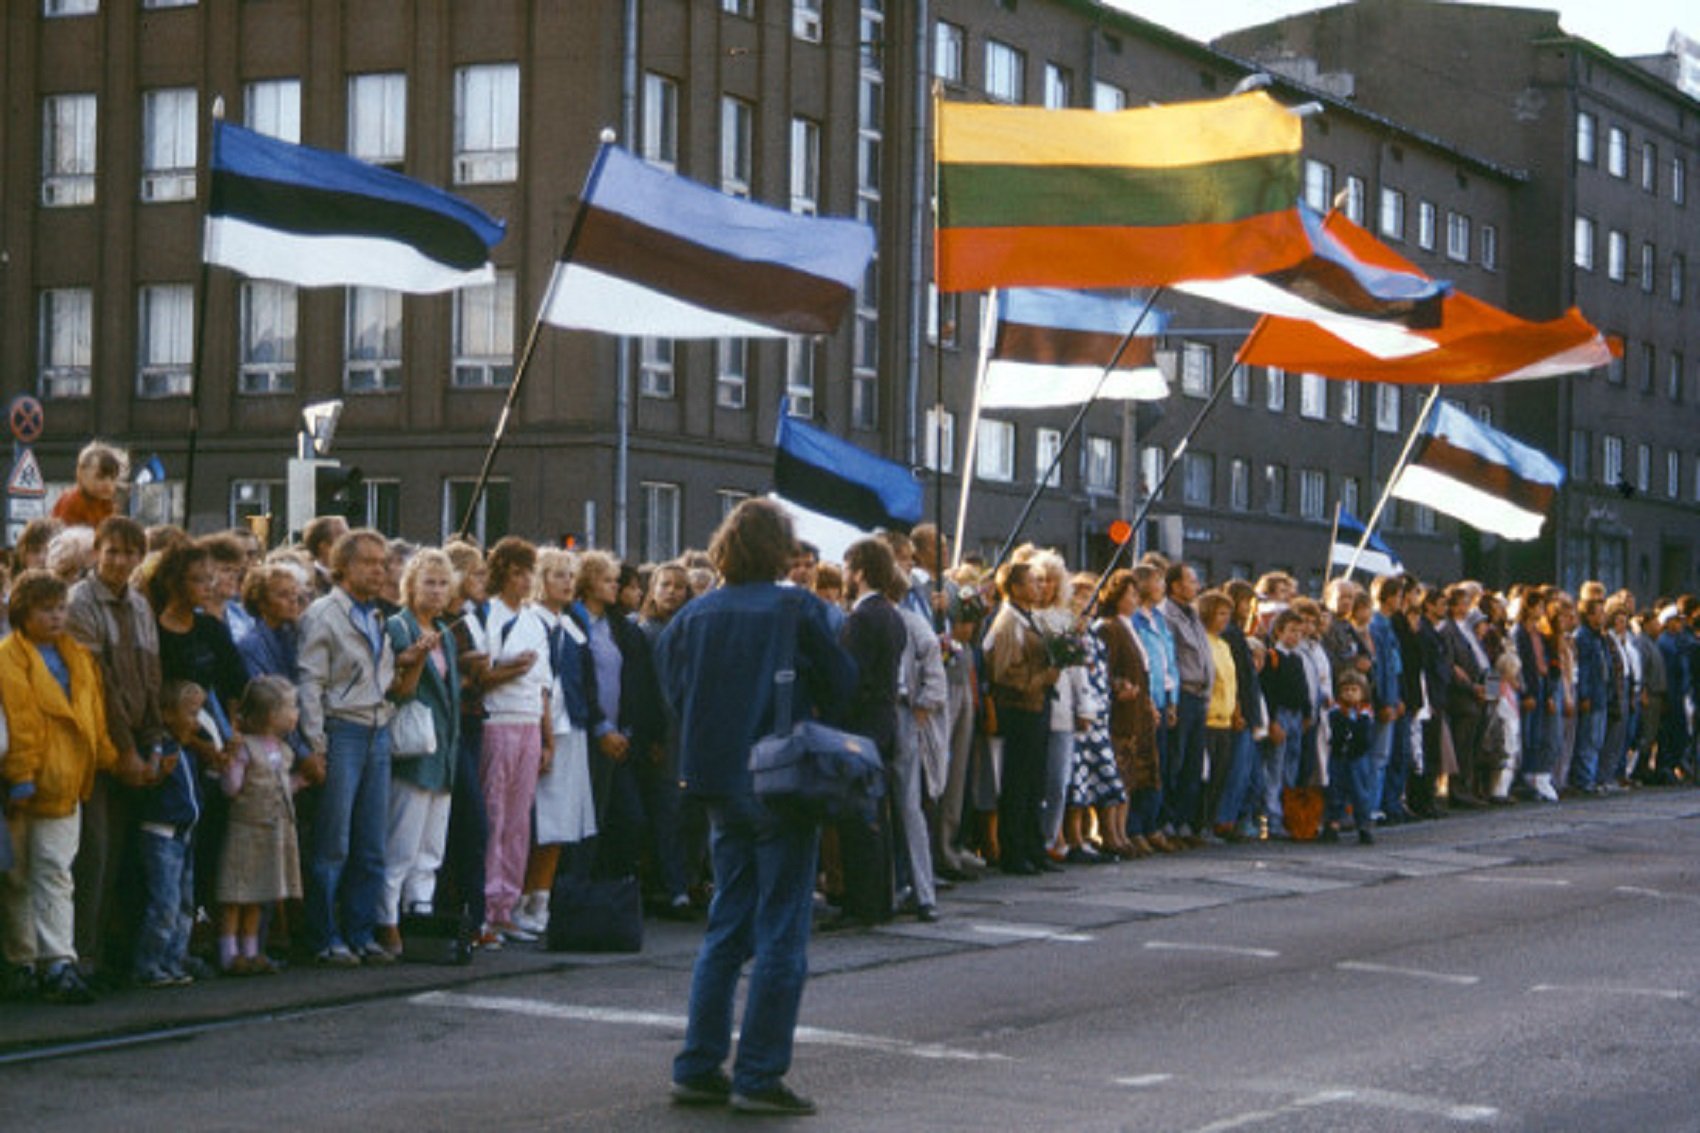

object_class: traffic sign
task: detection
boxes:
[8,448,46,497]
[8,497,44,520]
[7,396,44,444]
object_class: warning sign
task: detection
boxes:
[8,448,46,497]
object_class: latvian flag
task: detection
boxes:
[773,403,923,535]
[1330,508,1404,578]
[542,146,875,338]
[1391,401,1565,541]
[204,122,505,293]
[936,92,1311,292]
[984,289,1169,408]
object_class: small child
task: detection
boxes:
[50,440,125,529]
[1322,671,1377,845]
[217,675,304,975]
[1485,650,1523,803]
[132,681,206,988]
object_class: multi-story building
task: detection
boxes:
[0,0,1571,590]
[1219,0,1700,596]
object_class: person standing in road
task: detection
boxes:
[659,500,855,1116]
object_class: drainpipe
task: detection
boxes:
[615,0,638,557]
[906,0,930,469]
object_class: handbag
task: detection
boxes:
[748,595,886,824]
[389,617,438,759]
[546,745,643,954]
[1281,785,1325,842]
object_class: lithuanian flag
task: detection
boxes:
[936,92,1309,292]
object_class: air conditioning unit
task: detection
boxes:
[794,10,821,42]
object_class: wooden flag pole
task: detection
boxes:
[1340,382,1441,581]
[950,290,997,571]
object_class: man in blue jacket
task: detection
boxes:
[657,500,855,1117]
[1571,597,1609,794]
[1367,576,1406,823]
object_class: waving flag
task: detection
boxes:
[773,403,922,534]
[542,146,874,338]
[984,290,1169,408]
[1331,508,1405,577]
[205,122,504,293]
[936,92,1310,292]
[1238,212,1615,382]
[1391,401,1564,541]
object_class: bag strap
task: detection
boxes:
[771,592,801,735]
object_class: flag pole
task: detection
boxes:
[1341,382,1442,581]
[1323,498,1342,585]
[186,95,226,528]
[456,139,614,542]
[989,287,1166,571]
[928,78,947,625]
[950,290,996,571]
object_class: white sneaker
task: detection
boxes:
[511,909,548,935]
[495,921,539,943]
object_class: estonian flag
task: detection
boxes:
[132,454,167,487]
[542,146,875,338]
[1391,401,1565,541]
[984,289,1169,408]
[1331,508,1404,578]
[204,122,505,293]
[772,403,922,535]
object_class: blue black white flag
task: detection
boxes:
[773,403,922,535]
[1391,401,1565,541]
[1330,508,1404,578]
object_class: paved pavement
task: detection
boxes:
[5,787,1699,1130]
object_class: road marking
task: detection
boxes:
[411,991,1010,1062]
[969,921,1095,944]
[1144,940,1279,958]
[1336,960,1480,986]
[1529,984,1689,1001]
[1615,885,1700,906]
[1203,1080,1499,1129]
[1114,1073,1174,1088]
[1463,874,1572,887]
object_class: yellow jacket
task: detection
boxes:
[0,632,120,818]
[1206,634,1238,729]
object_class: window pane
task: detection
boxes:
[453,273,516,388]
[42,93,97,206]
[455,64,519,183]
[141,88,197,201]
[137,284,194,397]
[344,287,402,392]
[39,288,93,399]
[349,73,407,164]
[244,78,301,143]
[240,282,298,395]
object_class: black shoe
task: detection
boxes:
[1319,826,1340,844]
[731,1081,817,1116]
[1000,861,1039,876]
[915,904,939,923]
[1357,828,1375,845]
[1033,857,1064,873]
[671,1069,733,1106]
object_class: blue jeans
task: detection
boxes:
[675,794,819,1096]
[1381,716,1412,814]
[1164,692,1207,834]
[1211,729,1257,829]
[1326,755,1376,829]
[134,828,194,978]
[1366,718,1395,817]
[309,719,391,952]
[1569,709,1607,791]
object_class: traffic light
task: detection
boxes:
[316,462,365,521]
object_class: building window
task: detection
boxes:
[926,284,960,348]
[978,419,1015,482]
[1601,435,1623,486]
[42,93,97,206]
[1300,372,1326,419]
[789,117,819,215]
[925,407,957,474]
[1140,446,1165,501]
[1342,175,1366,224]
[934,20,964,82]
[1230,365,1250,405]
[38,289,92,400]
[1181,341,1213,397]
[1576,111,1596,165]
[1339,380,1360,425]
[1264,464,1286,515]
[1670,353,1685,404]
[1417,200,1436,251]
[786,338,816,418]
[1641,141,1657,192]
[1639,342,1656,393]
[851,374,877,430]
[717,488,751,519]
[639,336,675,399]
[1480,224,1498,271]
[641,72,678,169]
[452,272,515,388]
[1303,159,1334,212]
[239,282,297,395]
[1606,126,1628,177]
[1340,477,1360,518]
[141,88,197,202]
[793,0,822,43]
[985,40,1025,103]
[1182,451,1214,507]
[444,478,510,545]
[641,482,682,562]
[1570,429,1591,482]
[1672,255,1686,304]
[1413,504,1437,534]
[1641,242,1656,293]
[1299,469,1327,521]
[137,284,194,398]
[715,339,747,409]
[1636,443,1651,493]
[230,480,284,533]
[1375,384,1399,433]
[1574,215,1595,270]
[244,78,300,143]
[1044,64,1072,109]
[1673,158,1687,205]
[1378,187,1404,240]
[454,64,519,184]
[142,0,196,7]
[1265,367,1287,412]
[1606,338,1625,385]
[1606,229,1626,282]
[344,287,402,393]
[1086,436,1116,494]
[1031,427,1063,487]
[1668,450,1681,500]
[45,0,99,14]
[719,97,753,197]
[348,73,407,165]
[1445,211,1470,262]
[720,0,753,16]
[1092,81,1126,111]
[1229,459,1250,511]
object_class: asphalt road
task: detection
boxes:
[5,790,1698,1132]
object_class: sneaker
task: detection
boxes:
[355,940,396,965]
[136,967,182,990]
[40,962,96,1005]
[671,1069,733,1106]
[315,944,360,968]
[730,1081,817,1116]
[510,910,548,936]
[474,928,505,951]
[495,921,538,944]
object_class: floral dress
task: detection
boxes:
[1069,628,1127,808]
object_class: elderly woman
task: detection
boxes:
[375,549,461,955]
[1096,569,1160,856]
[234,562,304,681]
[1064,573,1129,862]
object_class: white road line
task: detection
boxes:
[1144,940,1280,958]
[970,921,1095,944]
[1615,885,1700,906]
[1218,1079,1499,1128]
[1462,875,1572,887]
[1114,1073,1175,1088]
[1529,984,1689,1001]
[1189,1107,1285,1133]
[1336,960,1481,986]
[411,991,1010,1062]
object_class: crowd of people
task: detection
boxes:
[4,443,1697,1054]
